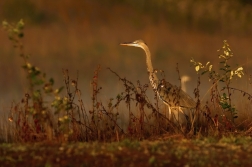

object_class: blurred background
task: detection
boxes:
[0,0,252,112]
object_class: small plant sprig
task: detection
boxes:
[3,20,64,141]
[190,40,244,126]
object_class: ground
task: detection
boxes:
[1,135,252,167]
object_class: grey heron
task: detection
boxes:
[120,40,196,124]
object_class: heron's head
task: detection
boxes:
[120,40,147,49]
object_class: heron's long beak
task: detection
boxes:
[120,42,137,47]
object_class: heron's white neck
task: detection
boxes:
[140,44,159,90]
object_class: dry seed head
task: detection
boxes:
[26,63,32,69]
[54,89,59,94]
[8,116,13,122]
[209,65,213,71]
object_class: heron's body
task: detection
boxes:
[121,40,196,123]
[157,79,196,109]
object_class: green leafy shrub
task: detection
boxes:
[191,40,244,130]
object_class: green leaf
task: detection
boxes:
[33,90,41,98]
[18,32,24,38]
[17,19,24,30]
[32,78,44,85]
[59,86,64,92]
[201,70,208,75]
[55,86,64,94]
[116,94,121,100]
[225,65,230,68]
[49,78,54,85]
[2,21,8,27]
[222,104,230,109]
